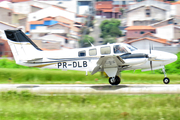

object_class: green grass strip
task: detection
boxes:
[0,91,180,120]
[1,68,180,84]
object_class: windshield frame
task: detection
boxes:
[123,43,137,52]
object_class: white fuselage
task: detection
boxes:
[17,43,177,73]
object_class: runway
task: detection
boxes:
[1,84,180,94]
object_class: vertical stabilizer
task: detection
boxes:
[4,30,42,64]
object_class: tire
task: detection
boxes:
[163,77,170,84]
[109,76,121,85]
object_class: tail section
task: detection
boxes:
[4,30,42,64]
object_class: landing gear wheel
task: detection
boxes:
[109,76,121,85]
[163,77,170,84]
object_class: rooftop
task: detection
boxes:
[11,0,30,2]
[126,37,170,45]
[125,26,156,30]
[96,1,113,9]
[0,21,17,28]
[29,21,44,24]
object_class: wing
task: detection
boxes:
[91,56,125,75]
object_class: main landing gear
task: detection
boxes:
[109,76,121,85]
[162,67,170,84]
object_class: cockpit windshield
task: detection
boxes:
[124,44,137,51]
[113,45,127,54]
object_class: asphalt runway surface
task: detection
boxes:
[0,84,180,94]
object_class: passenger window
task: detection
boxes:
[89,48,97,56]
[78,50,86,57]
[100,46,111,55]
[114,45,126,54]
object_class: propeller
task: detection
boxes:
[149,43,153,72]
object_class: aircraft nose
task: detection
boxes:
[170,53,177,63]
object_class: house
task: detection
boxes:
[171,0,180,17]
[153,24,180,41]
[113,0,135,8]
[150,17,174,28]
[0,38,13,57]
[0,0,55,27]
[28,15,80,49]
[0,1,28,25]
[126,0,171,26]
[0,6,13,24]
[29,17,74,38]
[125,32,171,50]
[48,23,71,35]
[95,1,120,18]
[11,0,30,2]
[125,26,156,40]
[55,16,74,27]
[31,5,43,13]
[77,0,92,15]
[28,6,76,22]
[32,34,78,50]
[0,21,17,39]
[0,21,17,30]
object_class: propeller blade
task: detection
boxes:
[149,42,152,54]
[149,42,153,72]
[150,61,152,72]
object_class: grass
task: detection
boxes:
[0,91,180,120]
[1,68,180,84]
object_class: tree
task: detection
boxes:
[103,35,116,44]
[80,27,90,35]
[100,19,122,38]
[79,35,95,47]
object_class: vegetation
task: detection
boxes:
[102,35,116,44]
[1,91,180,120]
[84,16,94,28]
[100,19,122,38]
[0,58,31,69]
[1,68,180,84]
[80,27,90,35]
[79,35,95,47]
[165,52,180,74]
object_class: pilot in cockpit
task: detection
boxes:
[114,45,126,53]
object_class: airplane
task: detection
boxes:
[4,29,177,85]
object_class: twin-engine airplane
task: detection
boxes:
[4,30,177,85]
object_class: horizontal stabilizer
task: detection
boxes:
[27,58,43,62]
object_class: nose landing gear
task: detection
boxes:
[162,67,170,84]
[109,76,121,85]
[163,77,170,84]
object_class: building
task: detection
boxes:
[125,26,156,40]
[95,1,120,18]
[0,7,13,24]
[125,32,171,50]
[113,0,135,8]
[0,38,13,57]
[126,0,171,26]
[154,24,180,41]
[0,21,18,39]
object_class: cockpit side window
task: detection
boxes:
[125,44,137,51]
[113,45,127,54]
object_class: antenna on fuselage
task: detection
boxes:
[88,40,95,47]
